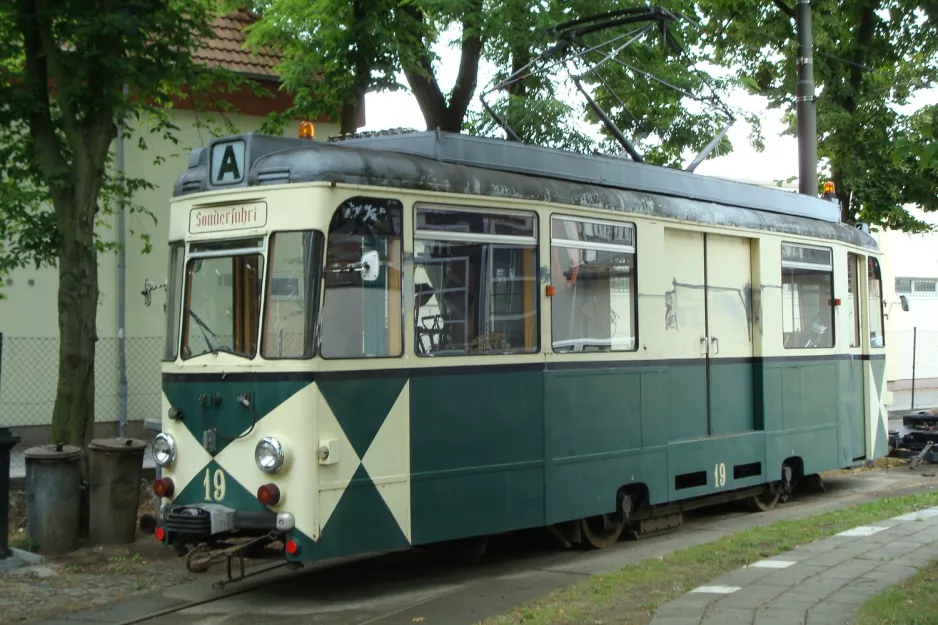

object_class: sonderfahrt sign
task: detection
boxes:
[188,202,267,234]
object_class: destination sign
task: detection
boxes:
[189,202,267,234]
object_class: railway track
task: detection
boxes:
[114,497,816,625]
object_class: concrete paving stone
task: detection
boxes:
[791,578,851,602]
[805,602,855,625]
[867,540,926,556]
[752,606,807,625]
[890,552,938,568]
[699,607,756,624]
[845,578,901,597]
[872,562,925,580]
[821,559,880,580]
[824,589,880,606]
[797,550,860,567]
[761,591,819,611]
[708,566,776,587]
[753,564,828,587]
[713,584,788,608]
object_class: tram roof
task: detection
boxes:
[173,130,878,251]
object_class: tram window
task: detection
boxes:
[320,197,403,359]
[163,242,185,361]
[781,243,834,349]
[847,253,861,348]
[413,205,538,356]
[549,216,637,353]
[868,257,885,348]
[181,239,265,360]
[262,231,322,359]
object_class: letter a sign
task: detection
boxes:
[210,139,246,186]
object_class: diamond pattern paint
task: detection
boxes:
[361,381,411,542]
[215,382,319,540]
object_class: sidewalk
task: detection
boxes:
[650,506,938,625]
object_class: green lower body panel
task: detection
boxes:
[160,355,874,564]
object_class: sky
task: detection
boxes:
[359,28,938,188]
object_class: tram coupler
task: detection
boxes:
[184,530,281,578]
[909,441,935,470]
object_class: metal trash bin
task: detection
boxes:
[24,443,82,555]
[0,426,22,560]
[88,437,146,545]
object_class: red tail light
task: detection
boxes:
[153,478,174,498]
[155,527,166,542]
[285,539,300,555]
[257,483,281,506]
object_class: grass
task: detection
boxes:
[857,558,938,625]
[478,490,938,625]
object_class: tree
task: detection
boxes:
[249,1,743,166]
[697,0,938,231]
[0,0,240,448]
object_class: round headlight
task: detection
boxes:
[152,433,176,467]
[255,437,285,474]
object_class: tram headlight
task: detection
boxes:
[255,436,285,474]
[152,433,176,468]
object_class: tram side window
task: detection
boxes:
[781,243,834,349]
[320,197,403,359]
[868,257,885,348]
[262,231,322,359]
[413,206,538,356]
[549,216,637,352]
[163,242,185,361]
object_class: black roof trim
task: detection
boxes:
[173,132,877,251]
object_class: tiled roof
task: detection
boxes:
[193,9,282,80]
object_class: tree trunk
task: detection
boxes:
[340,94,364,134]
[505,46,530,141]
[50,208,99,450]
[831,168,854,224]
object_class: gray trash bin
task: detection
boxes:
[88,437,147,545]
[24,443,82,555]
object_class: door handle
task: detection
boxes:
[711,336,720,355]
[700,336,709,356]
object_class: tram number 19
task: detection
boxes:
[714,462,727,488]
[203,468,227,502]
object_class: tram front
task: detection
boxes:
[148,186,364,577]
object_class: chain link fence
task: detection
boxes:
[886,328,938,415]
[0,334,163,476]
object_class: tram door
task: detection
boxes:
[663,229,755,439]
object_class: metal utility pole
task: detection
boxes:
[796,0,817,196]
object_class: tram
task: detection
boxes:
[149,127,888,574]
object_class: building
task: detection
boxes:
[0,10,344,474]
[873,205,938,414]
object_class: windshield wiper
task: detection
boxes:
[186,306,218,354]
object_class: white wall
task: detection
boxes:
[874,207,938,403]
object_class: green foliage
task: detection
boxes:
[250,1,735,165]
[0,0,250,295]
[246,0,409,134]
[697,0,938,231]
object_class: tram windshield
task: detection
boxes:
[181,238,265,360]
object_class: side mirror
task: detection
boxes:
[141,278,166,307]
[900,294,910,312]
[360,250,380,282]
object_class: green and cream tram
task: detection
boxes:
[150,128,888,571]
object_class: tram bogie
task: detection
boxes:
[150,130,888,575]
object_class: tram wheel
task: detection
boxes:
[579,514,624,549]
[746,489,781,513]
